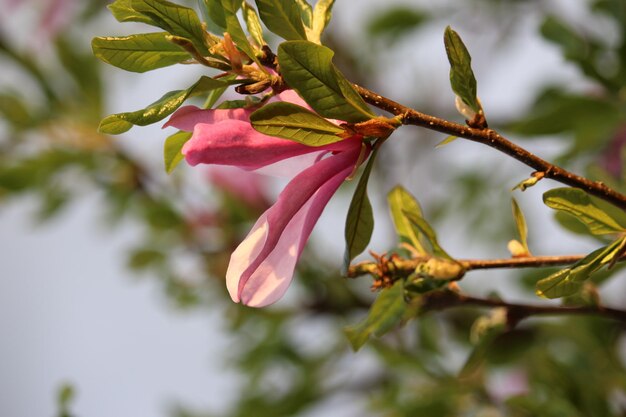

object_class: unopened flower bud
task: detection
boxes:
[350,117,400,139]
[507,239,528,258]
[455,95,477,120]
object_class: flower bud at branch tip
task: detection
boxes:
[345,117,400,141]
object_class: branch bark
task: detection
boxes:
[353,84,626,210]
[421,290,626,325]
[347,254,593,279]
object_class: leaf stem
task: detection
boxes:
[353,84,626,210]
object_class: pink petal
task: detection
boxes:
[182,119,322,169]
[226,144,363,307]
[164,106,251,131]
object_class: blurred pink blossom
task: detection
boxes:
[600,126,626,178]
[1,0,76,41]
[207,166,270,210]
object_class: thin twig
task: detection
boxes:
[421,290,626,325]
[353,84,626,210]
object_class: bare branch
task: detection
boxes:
[353,84,626,210]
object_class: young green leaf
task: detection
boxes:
[444,26,480,114]
[242,2,265,47]
[98,76,232,134]
[511,198,530,254]
[278,40,374,123]
[221,0,264,68]
[344,148,378,271]
[250,102,345,146]
[310,0,335,43]
[402,210,453,260]
[164,131,192,173]
[460,308,507,379]
[536,237,626,298]
[92,33,190,73]
[131,0,209,54]
[387,185,427,254]
[255,0,307,41]
[203,74,236,108]
[294,0,313,28]
[543,187,626,235]
[107,0,154,24]
[344,280,407,351]
[202,0,228,31]
[435,135,458,148]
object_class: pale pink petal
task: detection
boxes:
[231,170,349,307]
[226,144,363,306]
[273,89,311,109]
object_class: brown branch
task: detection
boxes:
[353,84,626,210]
[347,254,592,279]
[421,290,626,325]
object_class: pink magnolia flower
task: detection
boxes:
[166,91,367,307]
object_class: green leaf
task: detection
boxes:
[344,280,407,351]
[444,26,480,113]
[250,102,345,146]
[403,210,453,260]
[255,0,307,41]
[460,308,507,379]
[554,211,594,236]
[387,185,427,254]
[511,198,529,253]
[92,33,190,73]
[242,2,265,47]
[131,0,209,55]
[0,93,32,130]
[108,0,154,24]
[128,248,166,270]
[367,6,426,42]
[202,0,227,31]
[56,35,103,117]
[294,0,313,28]
[310,0,335,43]
[203,73,237,108]
[435,135,458,148]
[98,76,232,134]
[278,40,374,123]
[343,148,377,271]
[536,237,626,298]
[543,188,626,235]
[540,16,611,87]
[512,175,541,192]
[164,131,192,173]
[221,0,264,68]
